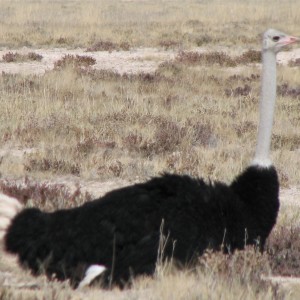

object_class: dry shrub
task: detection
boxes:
[176,51,237,67]
[288,58,300,67]
[159,39,180,49]
[1,73,38,94]
[176,50,261,67]
[2,51,43,62]
[0,177,92,210]
[88,69,121,81]
[184,19,203,28]
[27,52,43,61]
[225,84,252,97]
[56,37,74,45]
[277,83,300,98]
[75,136,115,157]
[234,121,256,138]
[88,69,163,84]
[157,61,182,78]
[194,34,213,46]
[2,52,23,62]
[272,134,300,151]
[122,132,143,153]
[191,121,215,147]
[267,225,300,277]
[237,49,261,64]
[153,120,185,153]
[13,119,42,146]
[24,157,80,176]
[165,149,202,176]
[108,160,123,177]
[121,120,185,157]
[162,94,180,110]
[86,40,130,52]
[198,247,270,288]
[227,73,259,83]
[75,137,115,157]
[53,54,96,70]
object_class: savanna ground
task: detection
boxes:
[0,0,300,299]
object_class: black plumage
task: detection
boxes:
[5,165,279,287]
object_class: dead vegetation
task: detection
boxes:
[53,55,96,70]
[86,40,131,52]
[176,49,261,67]
[2,52,43,63]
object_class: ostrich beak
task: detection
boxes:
[280,35,300,46]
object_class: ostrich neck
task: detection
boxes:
[252,50,277,167]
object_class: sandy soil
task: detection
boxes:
[0,47,299,76]
[0,47,177,75]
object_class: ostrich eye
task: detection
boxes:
[272,36,280,42]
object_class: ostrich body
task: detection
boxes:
[0,29,298,288]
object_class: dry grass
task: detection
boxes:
[0,0,300,299]
[0,0,299,49]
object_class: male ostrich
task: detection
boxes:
[0,29,299,289]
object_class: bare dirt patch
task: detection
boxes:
[0,47,299,76]
[0,47,176,75]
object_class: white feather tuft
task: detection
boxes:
[0,194,23,241]
[251,158,273,168]
[77,264,106,289]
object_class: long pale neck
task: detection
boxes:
[252,50,277,167]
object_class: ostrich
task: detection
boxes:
[0,29,299,289]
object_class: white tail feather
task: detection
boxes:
[0,194,23,242]
[0,217,11,231]
[0,231,5,240]
[77,265,106,289]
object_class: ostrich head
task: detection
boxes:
[263,28,299,53]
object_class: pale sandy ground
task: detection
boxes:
[0,47,299,76]
[0,47,177,75]
[0,46,300,297]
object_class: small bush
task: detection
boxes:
[27,52,43,61]
[176,51,237,67]
[176,50,261,67]
[237,49,261,64]
[192,122,215,147]
[86,40,130,52]
[277,83,300,98]
[24,157,80,176]
[227,74,259,83]
[153,120,185,153]
[225,84,252,97]
[2,52,21,62]
[2,51,43,62]
[288,58,300,67]
[159,40,180,49]
[267,225,300,277]
[198,247,270,287]
[54,54,96,70]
